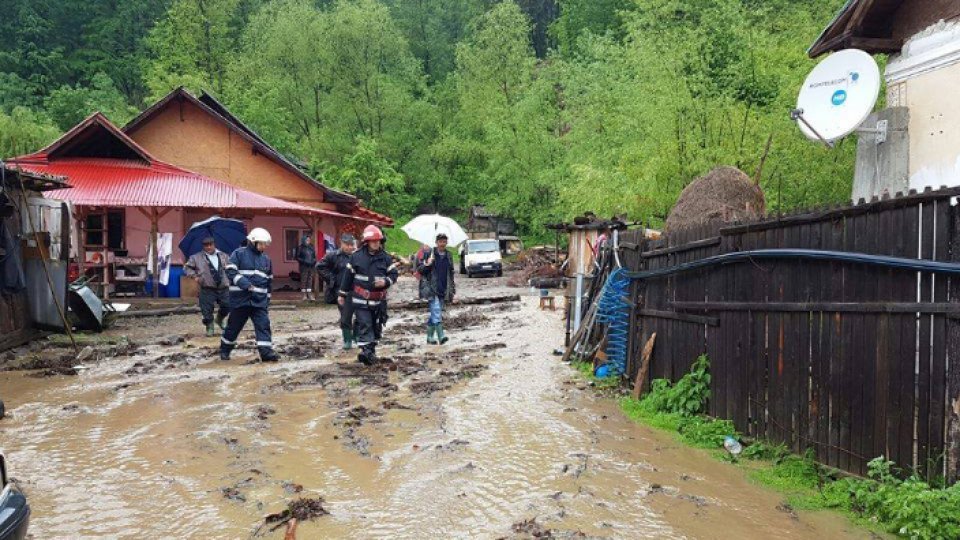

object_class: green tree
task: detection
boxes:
[45,73,138,130]
[315,137,416,217]
[145,0,243,99]
[0,107,61,159]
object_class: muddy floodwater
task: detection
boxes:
[0,276,875,539]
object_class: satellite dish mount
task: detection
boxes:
[792,49,883,148]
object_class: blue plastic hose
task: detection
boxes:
[595,267,631,377]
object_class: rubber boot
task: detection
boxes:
[427,325,439,345]
[205,322,216,337]
[358,344,376,366]
[342,329,354,350]
[301,291,309,301]
[437,324,449,345]
[260,347,280,363]
[216,314,227,331]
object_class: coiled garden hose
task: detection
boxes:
[594,267,631,377]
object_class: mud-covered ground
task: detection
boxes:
[0,274,873,539]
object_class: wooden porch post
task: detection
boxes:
[150,208,159,298]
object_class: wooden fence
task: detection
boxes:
[621,187,960,481]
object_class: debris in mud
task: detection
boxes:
[282,481,304,494]
[156,335,185,346]
[334,405,383,427]
[381,399,414,410]
[112,381,139,392]
[263,497,329,528]
[255,405,277,420]
[504,517,586,539]
[435,439,470,452]
[124,351,198,375]
[220,486,246,503]
[480,342,507,351]
[277,337,330,360]
[15,352,79,377]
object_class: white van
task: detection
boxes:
[459,239,503,277]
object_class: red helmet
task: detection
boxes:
[362,225,384,243]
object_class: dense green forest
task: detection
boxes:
[0,0,855,239]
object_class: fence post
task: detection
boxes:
[947,206,960,484]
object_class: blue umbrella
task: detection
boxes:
[179,216,247,258]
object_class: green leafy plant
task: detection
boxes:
[677,416,736,448]
[638,354,711,417]
[839,458,960,539]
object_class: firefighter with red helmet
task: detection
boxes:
[339,225,399,365]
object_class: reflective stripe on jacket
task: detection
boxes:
[226,245,273,308]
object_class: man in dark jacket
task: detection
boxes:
[339,225,399,365]
[317,233,357,349]
[295,234,317,301]
[183,237,231,336]
[418,232,456,344]
[220,227,279,362]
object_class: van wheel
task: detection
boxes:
[466,270,473,278]
[496,269,503,277]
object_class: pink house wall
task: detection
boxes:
[124,208,186,265]
[123,209,339,275]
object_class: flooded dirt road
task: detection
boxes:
[0,276,873,539]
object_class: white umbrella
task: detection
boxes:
[401,214,468,247]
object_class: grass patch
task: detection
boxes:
[569,354,960,538]
[572,360,620,390]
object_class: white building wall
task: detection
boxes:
[886,20,960,192]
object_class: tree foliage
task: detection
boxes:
[0,0,856,241]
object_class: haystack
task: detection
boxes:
[665,166,765,231]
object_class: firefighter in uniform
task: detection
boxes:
[317,233,357,349]
[220,228,280,362]
[339,225,398,365]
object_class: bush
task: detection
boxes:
[843,458,960,539]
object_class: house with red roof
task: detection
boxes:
[123,87,391,256]
[5,110,386,298]
[4,88,392,298]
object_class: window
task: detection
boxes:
[284,228,311,262]
[469,240,500,253]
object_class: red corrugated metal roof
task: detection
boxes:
[9,157,338,217]
[8,110,393,224]
[351,206,394,226]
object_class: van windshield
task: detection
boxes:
[469,240,499,253]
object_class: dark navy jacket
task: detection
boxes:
[338,246,399,308]
[317,249,352,304]
[226,245,273,309]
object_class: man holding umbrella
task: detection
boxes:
[184,237,231,336]
[418,232,456,344]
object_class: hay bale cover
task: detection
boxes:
[665,166,765,232]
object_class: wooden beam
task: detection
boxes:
[720,186,960,235]
[632,333,656,400]
[672,301,960,314]
[637,309,719,326]
[641,236,721,259]
[849,36,902,53]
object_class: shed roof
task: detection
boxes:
[808,0,907,57]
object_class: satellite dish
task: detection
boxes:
[794,49,882,145]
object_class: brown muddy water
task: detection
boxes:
[0,277,875,539]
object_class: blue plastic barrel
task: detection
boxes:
[160,265,183,298]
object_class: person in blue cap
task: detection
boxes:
[183,236,231,336]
